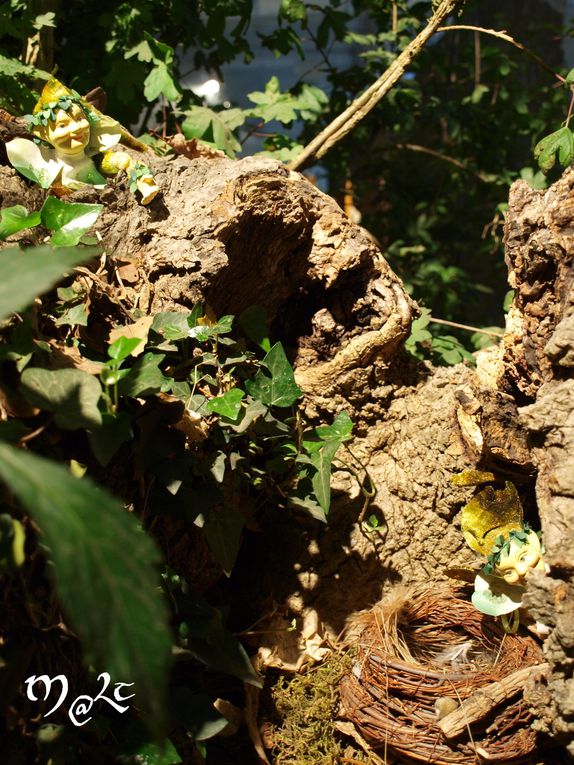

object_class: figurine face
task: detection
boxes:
[495,530,544,584]
[45,104,91,155]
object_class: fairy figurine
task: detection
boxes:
[5,78,159,205]
[453,471,546,631]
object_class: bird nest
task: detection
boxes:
[339,585,545,764]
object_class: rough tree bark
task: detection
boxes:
[1,133,572,754]
[495,169,574,756]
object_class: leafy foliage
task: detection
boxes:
[0,198,103,246]
[0,235,353,758]
[0,444,171,735]
[405,307,476,366]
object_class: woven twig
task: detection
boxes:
[340,585,544,765]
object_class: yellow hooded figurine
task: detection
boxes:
[6,78,159,205]
[455,474,546,623]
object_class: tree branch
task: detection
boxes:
[437,25,565,85]
[288,0,466,172]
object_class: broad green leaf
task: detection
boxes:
[143,32,176,66]
[244,342,301,407]
[314,411,353,443]
[88,412,133,466]
[54,301,89,327]
[280,0,307,23]
[247,77,325,125]
[108,335,144,361]
[40,197,103,247]
[20,367,102,429]
[144,63,182,103]
[118,353,169,397]
[309,440,340,514]
[181,106,242,157]
[203,504,244,576]
[534,127,574,172]
[151,312,192,341]
[0,443,172,734]
[205,388,244,420]
[0,205,41,240]
[0,246,96,322]
[184,597,261,686]
[239,305,271,351]
[169,689,227,741]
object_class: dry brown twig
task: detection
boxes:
[288,0,466,171]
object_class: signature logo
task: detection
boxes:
[24,672,135,727]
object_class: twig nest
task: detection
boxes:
[339,585,544,764]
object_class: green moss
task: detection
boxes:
[269,652,370,765]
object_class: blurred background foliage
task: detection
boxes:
[1,0,571,343]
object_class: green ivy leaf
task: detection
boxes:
[20,367,103,429]
[88,411,133,466]
[54,301,89,327]
[202,504,244,576]
[40,197,103,247]
[108,336,144,361]
[301,412,353,514]
[534,127,574,172]
[118,352,169,397]
[0,205,41,240]
[0,246,97,322]
[205,388,244,421]
[151,312,192,341]
[308,440,340,514]
[313,411,353,444]
[245,342,301,407]
[239,305,271,352]
[0,443,172,735]
[184,596,261,687]
[169,689,227,741]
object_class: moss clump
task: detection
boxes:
[268,652,371,765]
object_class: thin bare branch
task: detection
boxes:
[396,142,495,182]
[289,0,466,171]
[437,25,566,84]
[430,316,504,339]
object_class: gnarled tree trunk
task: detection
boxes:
[1,128,573,756]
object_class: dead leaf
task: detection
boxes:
[257,609,329,672]
[47,340,104,375]
[245,683,271,765]
[172,409,210,443]
[167,133,226,160]
[214,698,244,737]
[0,384,39,419]
[115,261,140,284]
[108,316,154,357]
